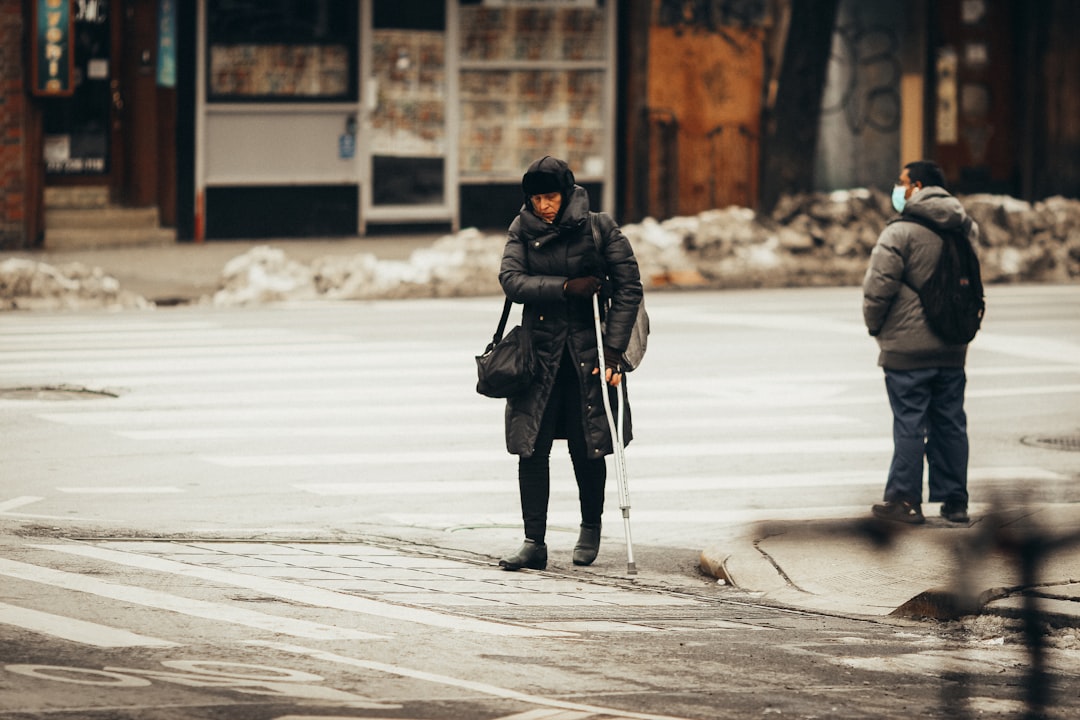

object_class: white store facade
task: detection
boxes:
[193,0,616,239]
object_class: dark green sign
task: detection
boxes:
[33,0,73,96]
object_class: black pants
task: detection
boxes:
[519,349,606,543]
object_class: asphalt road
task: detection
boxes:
[1,285,1078,718]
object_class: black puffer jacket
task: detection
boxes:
[499,185,643,459]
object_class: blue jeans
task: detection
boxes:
[883,368,969,507]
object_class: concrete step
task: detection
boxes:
[46,205,161,230]
[43,200,175,250]
[45,225,176,251]
[44,186,109,210]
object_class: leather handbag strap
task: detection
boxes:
[491,297,513,345]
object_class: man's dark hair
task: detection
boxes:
[904,160,947,189]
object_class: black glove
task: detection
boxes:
[564,276,601,298]
[603,346,622,372]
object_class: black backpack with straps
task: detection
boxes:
[893,214,985,345]
[588,211,650,371]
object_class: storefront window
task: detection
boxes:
[370,0,447,206]
[206,0,358,101]
[458,1,608,179]
[43,3,110,175]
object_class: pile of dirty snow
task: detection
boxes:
[209,191,1080,306]
[0,258,151,311]
[3,191,1078,311]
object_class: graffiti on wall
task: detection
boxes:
[814,0,903,191]
[820,14,901,136]
[656,0,767,31]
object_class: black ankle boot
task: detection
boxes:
[572,523,601,566]
[499,539,547,571]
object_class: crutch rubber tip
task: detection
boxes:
[626,563,638,575]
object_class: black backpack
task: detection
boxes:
[894,215,985,345]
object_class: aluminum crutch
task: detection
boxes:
[592,294,637,575]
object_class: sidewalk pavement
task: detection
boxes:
[3,234,447,303]
[6,238,1079,628]
[699,502,1080,627]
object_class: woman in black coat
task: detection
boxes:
[497,156,643,571]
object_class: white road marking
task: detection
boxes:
[0,342,437,363]
[115,414,855,442]
[0,328,326,348]
[36,404,490,426]
[203,449,496,467]
[0,558,382,641]
[203,438,893,468]
[678,311,867,336]
[55,487,183,494]
[116,423,496,441]
[974,334,1080,364]
[34,545,569,638]
[295,466,1065,496]
[0,601,179,648]
[966,383,1080,399]
[250,641,696,720]
[385,503,994,527]
[0,497,43,512]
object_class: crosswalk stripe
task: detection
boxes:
[0,341,455,363]
[55,487,183,494]
[0,497,44,512]
[204,449,495,467]
[41,385,466,408]
[116,424,497,440]
[202,438,893,468]
[974,334,1080,365]
[114,414,849,441]
[34,545,568,638]
[0,350,449,377]
[0,601,179,648]
[967,383,1080,399]
[294,466,1065,496]
[36,405,494,426]
[252,641,695,720]
[0,328,336,349]
[0,558,383,641]
[384,506,893,527]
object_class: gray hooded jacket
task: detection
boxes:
[862,186,980,370]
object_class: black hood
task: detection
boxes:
[522,156,575,200]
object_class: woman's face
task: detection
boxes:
[530,192,562,223]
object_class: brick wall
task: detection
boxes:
[0,0,26,248]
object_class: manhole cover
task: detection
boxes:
[0,386,118,401]
[1021,435,1080,452]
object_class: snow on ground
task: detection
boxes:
[3,191,1078,311]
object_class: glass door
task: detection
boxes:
[43,0,113,179]
[361,0,453,231]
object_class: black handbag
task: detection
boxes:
[476,298,535,398]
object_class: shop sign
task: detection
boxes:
[31,0,75,96]
[157,0,177,88]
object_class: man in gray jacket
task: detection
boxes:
[863,160,978,525]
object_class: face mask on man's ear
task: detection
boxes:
[891,185,907,213]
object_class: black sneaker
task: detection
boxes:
[940,501,970,523]
[871,500,925,524]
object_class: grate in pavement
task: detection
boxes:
[1021,434,1080,452]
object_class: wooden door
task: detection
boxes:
[931,0,1015,194]
[117,0,160,207]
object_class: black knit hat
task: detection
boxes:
[522,156,575,198]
